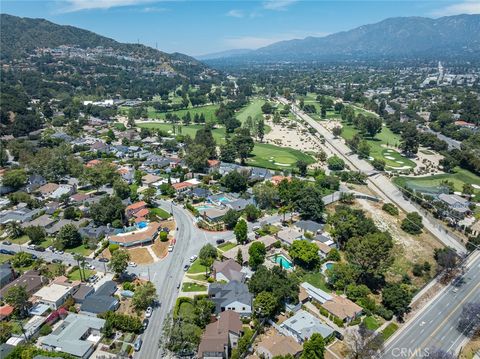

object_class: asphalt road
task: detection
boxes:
[383,251,480,358]
[131,200,233,359]
[279,97,466,254]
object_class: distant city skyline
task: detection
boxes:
[1,0,479,56]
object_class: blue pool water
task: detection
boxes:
[137,221,147,229]
[273,255,293,270]
[325,262,335,270]
[196,205,215,211]
[217,197,232,203]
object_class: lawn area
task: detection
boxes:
[393,167,480,193]
[145,104,220,122]
[182,282,207,292]
[68,268,95,281]
[217,241,237,252]
[138,122,315,171]
[363,316,381,331]
[341,123,416,169]
[236,98,265,124]
[248,143,315,170]
[382,323,399,340]
[301,272,331,293]
[187,259,208,274]
[65,244,93,256]
[10,235,30,245]
[149,207,171,220]
[38,237,55,249]
[0,254,13,264]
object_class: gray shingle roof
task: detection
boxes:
[208,280,252,314]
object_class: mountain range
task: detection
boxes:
[203,14,480,63]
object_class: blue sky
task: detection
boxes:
[1,0,479,56]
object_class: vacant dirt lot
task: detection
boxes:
[152,239,170,259]
[127,247,153,264]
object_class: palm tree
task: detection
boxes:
[73,254,86,282]
[6,221,23,239]
[279,206,288,223]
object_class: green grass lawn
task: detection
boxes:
[68,268,95,281]
[217,241,237,252]
[65,244,93,256]
[187,259,208,274]
[138,122,315,171]
[10,235,30,245]
[382,323,399,340]
[302,272,331,293]
[393,167,480,193]
[145,104,220,122]
[182,282,207,292]
[363,316,381,331]
[0,254,13,264]
[236,98,265,124]
[149,207,171,220]
[38,237,55,249]
[341,123,416,169]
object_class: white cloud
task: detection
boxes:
[226,9,244,18]
[262,0,298,11]
[432,0,480,17]
[140,6,167,12]
[59,0,155,13]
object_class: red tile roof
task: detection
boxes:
[0,305,14,317]
[172,182,194,190]
[126,201,147,211]
[133,208,149,218]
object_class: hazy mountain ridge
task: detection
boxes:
[210,15,480,62]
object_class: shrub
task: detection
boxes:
[327,155,345,171]
[375,305,394,320]
[326,248,341,262]
[273,240,281,248]
[98,311,142,333]
[412,263,423,277]
[112,219,123,228]
[109,244,120,253]
[382,203,399,216]
[69,306,76,312]
[333,316,344,327]
[39,324,52,336]
[123,282,135,291]
[319,307,329,317]
[159,231,168,242]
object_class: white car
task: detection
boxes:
[145,307,153,318]
[168,245,174,252]
[86,263,95,270]
[190,255,197,263]
[27,244,36,250]
[128,262,137,267]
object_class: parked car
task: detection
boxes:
[142,318,149,330]
[46,246,54,252]
[27,244,36,250]
[56,250,64,255]
[0,249,14,255]
[30,254,38,260]
[216,239,225,245]
[88,275,98,283]
[168,245,173,252]
[128,262,137,267]
[134,337,142,351]
[2,241,12,245]
[98,258,109,262]
[34,246,45,252]
[183,264,190,271]
[145,307,153,318]
[52,259,62,264]
[85,263,95,270]
[189,255,197,263]
[176,283,181,290]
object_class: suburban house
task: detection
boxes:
[293,220,324,235]
[37,183,60,198]
[315,241,332,259]
[40,313,105,359]
[256,333,303,359]
[50,184,76,200]
[172,181,195,193]
[33,282,78,309]
[208,280,253,317]
[142,173,161,186]
[437,193,471,219]
[249,167,272,181]
[207,159,221,173]
[225,198,255,212]
[300,282,362,323]
[212,259,245,283]
[125,201,147,219]
[276,228,303,246]
[280,310,335,343]
[26,174,46,193]
[72,284,95,304]
[471,220,480,237]
[0,263,15,289]
[108,221,161,247]
[80,281,119,315]
[197,310,243,359]
[200,207,229,224]
[222,236,277,265]
[21,214,55,229]
[0,271,48,300]
[0,206,42,225]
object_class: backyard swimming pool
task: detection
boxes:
[271,254,293,270]
[195,205,215,211]
[137,221,147,229]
